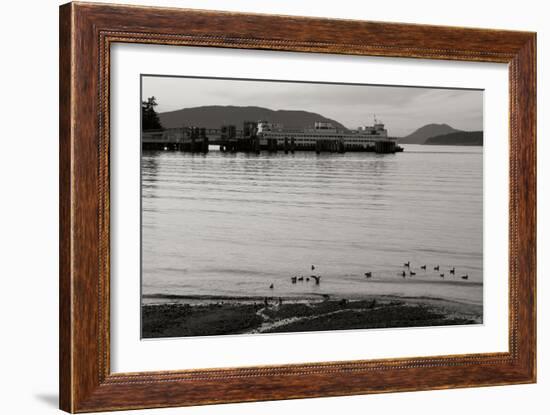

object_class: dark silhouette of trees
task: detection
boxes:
[142,96,162,130]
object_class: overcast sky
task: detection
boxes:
[142,76,483,137]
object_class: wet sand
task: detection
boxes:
[141,294,482,338]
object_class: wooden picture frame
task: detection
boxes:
[59,2,536,412]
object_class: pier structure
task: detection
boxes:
[142,120,402,154]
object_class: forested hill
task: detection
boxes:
[158,105,347,130]
[399,123,461,144]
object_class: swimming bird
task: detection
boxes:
[421,265,427,270]
[461,275,469,280]
[409,271,416,276]
[401,271,406,278]
[450,267,456,275]
[434,265,440,271]
[306,277,310,282]
[404,261,410,268]
[440,273,445,278]
[298,276,304,282]
[269,283,274,289]
[311,275,321,285]
[365,272,372,278]
[291,276,297,284]
[311,265,315,271]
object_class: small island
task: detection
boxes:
[424,131,483,146]
[398,123,483,146]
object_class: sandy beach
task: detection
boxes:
[141,294,482,338]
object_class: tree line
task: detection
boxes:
[142,96,162,130]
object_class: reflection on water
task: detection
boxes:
[142,144,483,306]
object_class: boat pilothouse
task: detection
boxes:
[256,118,401,153]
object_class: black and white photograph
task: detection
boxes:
[140,75,484,338]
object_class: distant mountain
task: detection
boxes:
[424,131,483,146]
[399,123,461,144]
[157,105,347,130]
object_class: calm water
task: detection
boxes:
[142,145,483,306]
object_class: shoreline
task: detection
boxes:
[142,294,482,338]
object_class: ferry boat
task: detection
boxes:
[256,120,401,153]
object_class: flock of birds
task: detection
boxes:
[268,265,322,291]
[267,263,470,291]
[399,261,469,280]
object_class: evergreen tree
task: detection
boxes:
[142,96,162,130]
